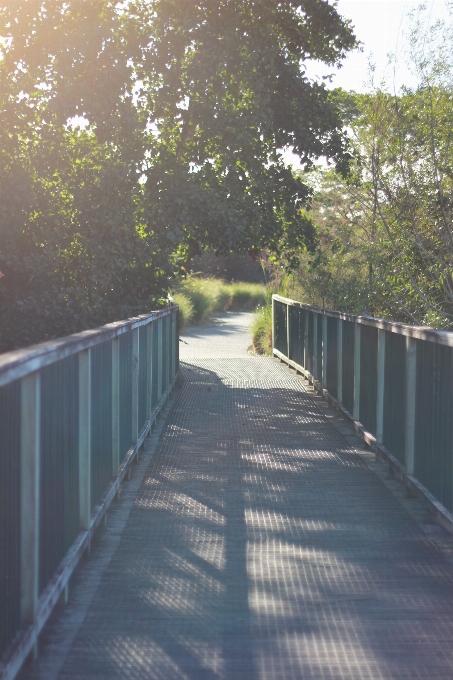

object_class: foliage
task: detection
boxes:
[287,5,453,327]
[188,251,266,283]
[287,169,370,312]
[0,1,357,351]
[251,277,289,354]
[229,282,267,311]
[175,277,266,325]
[171,292,194,330]
[251,303,273,355]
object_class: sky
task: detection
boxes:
[282,0,450,165]
[305,0,450,92]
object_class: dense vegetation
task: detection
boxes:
[287,6,453,328]
[172,277,266,329]
[0,1,357,352]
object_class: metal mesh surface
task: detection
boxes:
[25,354,453,680]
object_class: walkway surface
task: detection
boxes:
[21,313,453,680]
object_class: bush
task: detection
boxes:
[171,293,194,330]
[230,282,266,310]
[174,277,266,326]
[251,302,272,355]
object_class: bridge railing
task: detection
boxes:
[0,305,179,680]
[273,294,453,528]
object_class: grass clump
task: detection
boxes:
[171,292,194,331]
[173,277,266,326]
[251,301,272,355]
[229,282,267,310]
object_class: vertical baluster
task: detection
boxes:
[170,313,175,382]
[322,315,327,388]
[79,349,91,532]
[111,338,120,476]
[131,328,139,444]
[286,303,291,359]
[303,310,308,370]
[405,336,417,475]
[272,297,275,355]
[313,314,318,380]
[353,323,361,421]
[146,322,153,420]
[157,317,163,401]
[166,315,171,389]
[337,318,343,404]
[20,372,41,651]
[376,329,386,445]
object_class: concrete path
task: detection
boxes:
[21,313,453,679]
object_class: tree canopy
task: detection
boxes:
[0,0,357,350]
[291,8,453,328]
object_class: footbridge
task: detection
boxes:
[2,297,453,680]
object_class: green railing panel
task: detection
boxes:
[138,326,148,427]
[326,316,338,398]
[306,311,314,375]
[342,320,355,415]
[0,306,179,675]
[272,294,453,520]
[383,331,406,465]
[359,324,378,436]
[40,355,80,591]
[0,381,21,659]
[274,300,287,356]
[415,341,453,512]
[119,331,133,459]
[91,341,113,510]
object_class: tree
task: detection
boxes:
[0,1,357,350]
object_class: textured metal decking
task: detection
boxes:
[20,313,453,679]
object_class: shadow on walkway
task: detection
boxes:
[21,359,453,680]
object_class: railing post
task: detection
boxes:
[20,371,40,640]
[174,310,178,378]
[313,313,318,380]
[337,318,343,403]
[322,315,327,388]
[353,323,361,421]
[405,336,417,475]
[166,315,171,389]
[79,349,91,531]
[271,297,275,353]
[146,322,153,419]
[170,312,175,384]
[157,317,163,401]
[286,303,291,359]
[111,338,120,476]
[303,310,308,370]
[131,327,139,444]
[376,329,386,445]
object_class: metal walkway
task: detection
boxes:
[20,313,453,679]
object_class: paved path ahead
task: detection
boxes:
[22,313,453,679]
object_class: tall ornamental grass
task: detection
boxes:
[172,277,266,327]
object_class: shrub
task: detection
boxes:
[251,302,273,355]
[230,282,266,310]
[171,293,194,330]
[175,277,266,325]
